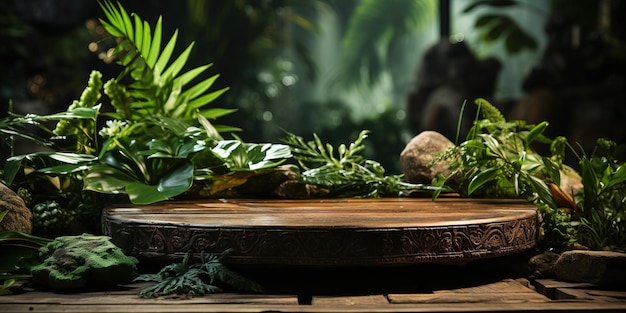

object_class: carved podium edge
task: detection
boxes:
[102,198,538,266]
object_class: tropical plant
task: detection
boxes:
[334,0,436,87]
[462,0,541,54]
[98,0,236,131]
[572,139,626,251]
[430,98,579,248]
[282,129,437,198]
[431,98,560,206]
[0,210,52,295]
[1,0,293,230]
[135,250,264,298]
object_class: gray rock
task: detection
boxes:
[554,250,626,286]
[400,131,455,184]
[0,183,33,233]
[528,252,560,278]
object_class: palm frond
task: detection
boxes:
[335,0,436,88]
[98,0,230,125]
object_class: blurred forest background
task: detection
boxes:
[1,0,625,173]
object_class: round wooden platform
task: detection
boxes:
[102,198,538,266]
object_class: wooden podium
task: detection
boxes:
[102,198,537,266]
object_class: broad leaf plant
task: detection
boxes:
[1,1,291,213]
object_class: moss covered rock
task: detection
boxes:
[31,234,138,290]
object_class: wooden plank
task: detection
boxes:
[1,292,298,306]
[0,283,298,306]
[388,292,549,304]
[388,279,550,304]
[534,278,596,300]
[5,302,626,313]
[312,295,389,306]
[555,288,626,302]
[3,295,626,313]
[433,279,537,294]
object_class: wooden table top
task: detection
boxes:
[104,198,536,228]
[102,198,538,266]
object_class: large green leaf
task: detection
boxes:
[30,105,101,121]
[83,163,139,194]
[467,167,499,196]
[463,0,517,13]
[472,12,538,54]
[0,231,51,278]
[524,173,557,209]
[211,141,291,172]
[126,161,194,204]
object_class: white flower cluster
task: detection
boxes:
[99,120,128,139]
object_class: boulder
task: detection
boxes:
[553,250,626,286]
[31,234,139,290]
[528,251,560,278]
[0,183,33,233]
[400,131,455,184]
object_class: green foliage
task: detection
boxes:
[0,227,51,295]
[32,200,73,235]
[84,129,203,205]
[573,139,626,251]
[211,140,292,173]
[436,98,626,252]
[436,99,560,207]
[463,0,540,54]
[98,1,233,128]
[535,202,575,250]
[2,1,293,208]
[282,130,433,198]
[135,251,264,298]
[336,0,436,87]
[434,98,572,248]
[52,71,103,155]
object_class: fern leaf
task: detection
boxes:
[475,98,505,123]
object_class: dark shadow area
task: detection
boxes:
[222,252,533,296]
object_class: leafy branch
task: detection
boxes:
[135,250,264,298]
[282,130,435,198]
[572,139,626,250]
[433,98,561,208]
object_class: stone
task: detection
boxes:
[553,250,626,286]
[400,131,455,184]
[560,165,583,196]
[528,251,560,278]
[31,234,139,290]
[0,183,33,233]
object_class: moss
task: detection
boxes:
[30,234,138,290]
